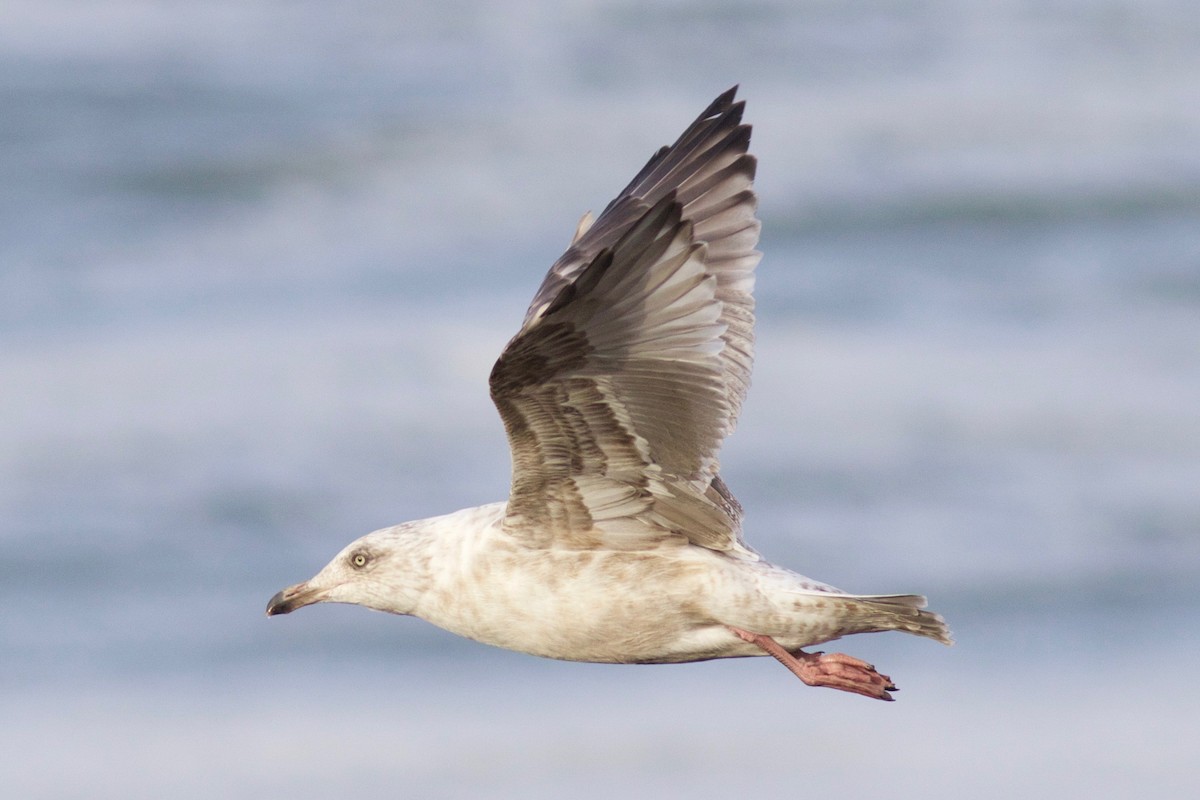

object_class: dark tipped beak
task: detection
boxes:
[266,581,323,616]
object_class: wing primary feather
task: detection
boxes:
[490,88,760,557]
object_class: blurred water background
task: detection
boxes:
[2,1,1198,797]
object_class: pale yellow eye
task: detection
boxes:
[351,552,368,568]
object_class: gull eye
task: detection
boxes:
[350,551,369,569]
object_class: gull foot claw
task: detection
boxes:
[790,649,897,701]
[728,626,897,701]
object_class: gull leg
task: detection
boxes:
[727,626,897,701]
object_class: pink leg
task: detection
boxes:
[728,626,897,701]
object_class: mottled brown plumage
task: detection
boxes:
[491,88,758,556]
[267,88,951,701]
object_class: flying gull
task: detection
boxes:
[267,88,951,700]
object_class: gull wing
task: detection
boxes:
[489,88,761,555]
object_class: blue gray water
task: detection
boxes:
[3,1,1198,797]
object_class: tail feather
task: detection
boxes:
[835,593,954,645]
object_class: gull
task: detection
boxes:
[267,87,951,701]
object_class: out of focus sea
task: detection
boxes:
[2,1,1198,797]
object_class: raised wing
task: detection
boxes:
[489,88,761,556]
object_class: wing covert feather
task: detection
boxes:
[489,88,761,556]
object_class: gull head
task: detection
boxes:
[266,524,431,618]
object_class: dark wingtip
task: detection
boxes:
[698,86,742,121]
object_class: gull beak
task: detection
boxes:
[266,580,324,616]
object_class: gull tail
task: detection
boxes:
[833,593,954,646]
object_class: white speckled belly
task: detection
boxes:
[413,537,852,664]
